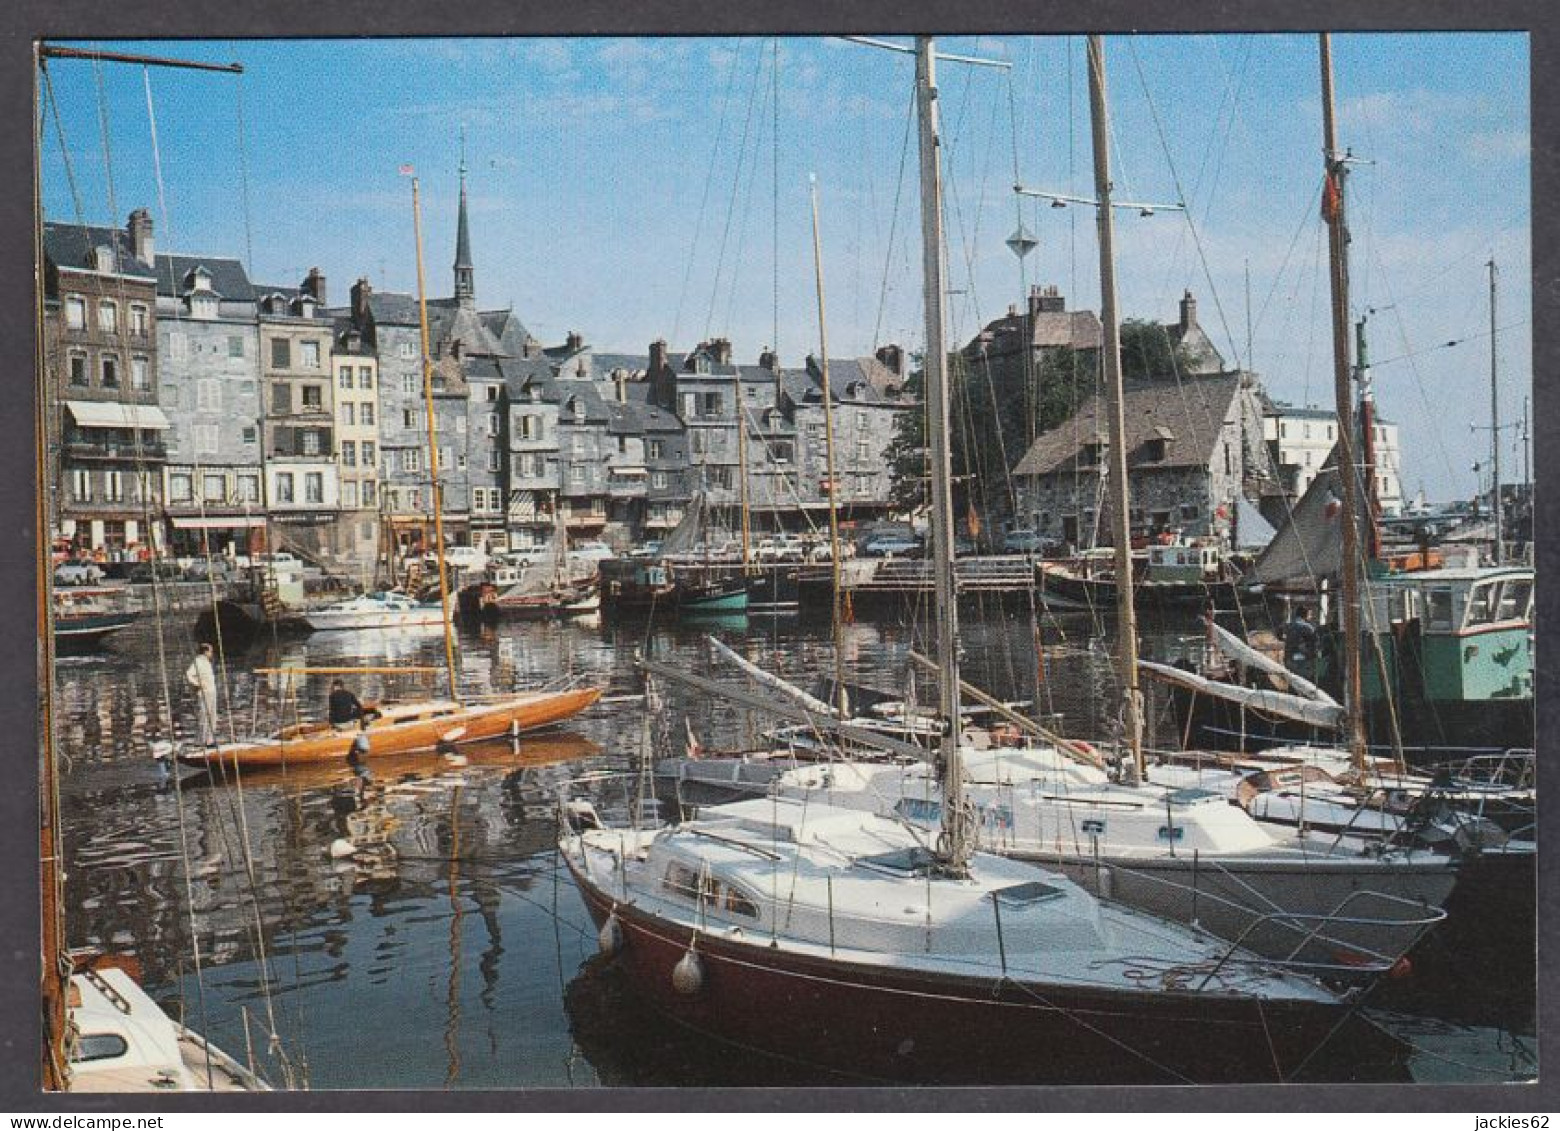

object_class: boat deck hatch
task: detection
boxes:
[1166,787,1223,807]
[858,846,937,876]
[994,880,1068,907]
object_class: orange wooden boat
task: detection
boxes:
[178,685,603,769]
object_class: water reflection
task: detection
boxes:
[52,610,1530,1088]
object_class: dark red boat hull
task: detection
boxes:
[567,859,1408,1086]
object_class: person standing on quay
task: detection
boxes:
[185,642,219,747]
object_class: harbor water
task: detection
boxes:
[53,607,1536,1088]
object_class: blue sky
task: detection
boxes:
[39,33,1530,501]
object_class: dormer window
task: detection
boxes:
[571,399,586,423]
[189,292,218,321]
[187,266,213,292]
[1147,425,1175,463]
[1081,438,1106,467]
[91,244,116,273]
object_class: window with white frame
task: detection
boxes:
[131,356,150,390]
[98,300,117,333]
[403,449,421,473]
[300,341,321,369]
[305,473,324,503]
[194,424,219,454]
[358,366,373,389]
[403,373,419,395]
[202,474,224,502]
[104,471,124,503]
[487,450,500,472]
[196,379,221,412]
[342,480,359,508]
[651,470,668,489]
[64,296,86,330]
[168,472,191,503]
[228,335,245,359]
[341,403,355,426]
[362,441,375,466]
[341,440,357,466]
[362,480,376,506]
[71,469,92,502]
[339,366,354,389]
[130,304,149,335]
[361,402,375,426]
[399,342,416,359]
[237,474,259,503]
[486,413,499,436]
[301,430,322,456]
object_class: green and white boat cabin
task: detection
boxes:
[1362,565,1534,706]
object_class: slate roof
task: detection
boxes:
[154,253,254,301]
[1012,373,1242,478]
[44,222,156,280]
[481,308,533,355]
[966,307,1103,355]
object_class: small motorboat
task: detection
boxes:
[303,591,448,632]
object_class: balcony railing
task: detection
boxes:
[65,439,167,461]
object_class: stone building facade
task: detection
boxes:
[154,250,264,557]
[1011,372,1267,549]
[256,272,340,562]
[42,211,166,554]
[331,316,381,562]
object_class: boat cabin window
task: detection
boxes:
[1424,588,1455,633]
[661,860,759,918]
[1497,578,1532,622]
[72,1033,129,1063]
[894,797,941,825]
[1463,582,1502,628]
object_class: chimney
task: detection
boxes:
[302,266,327,306]
[566,330,584,353]
[614,370,628,403]
[351,277,372,325]
[712,337,733,366]
[127,208,154,265]
[1028,284,1066,318]
[649,339,668,373]
[758,347,778,372]
[875,343,906,378]
[1179,289,1198,331]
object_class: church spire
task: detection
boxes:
[454,126,475,306]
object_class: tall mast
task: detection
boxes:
[915,37,970,874]
[1488,257,1502,562]
[1319,33,1367,771]
[809,174,848,711]
[1086,34,1145,783]
[1356,315,1382,562]
[735,375,752,568]
[412,177,460,703]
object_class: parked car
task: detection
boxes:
[427,545,489,573]
[628,540,663,560]
[569,541,617,564]
[862,534,923,558]
[128,561,184,584]
[184,559,238,582]
[1002,529,1053,555]
[755,535,806,562]
[54,561,104,586]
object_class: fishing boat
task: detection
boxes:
[1161,564,1534,757]
[676,573,749,615]
[53,587,135,651]
[460,514,600,620]
[562,37,1408,1085]
[1038,537,1262,611]
[303,589,447,631]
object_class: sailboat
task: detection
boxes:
[182,173,602,771]
[559,37,1406,1086]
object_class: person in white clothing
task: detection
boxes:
[185,642,218,747]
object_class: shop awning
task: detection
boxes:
[169,515,267,530]
[66,401,171,430]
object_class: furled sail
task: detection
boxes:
[659,491,706,557]
[1139,659,1345,730]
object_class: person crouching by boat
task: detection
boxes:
[1284,605,1318,681]
[329,679,366,730]
[185,643,218,747]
